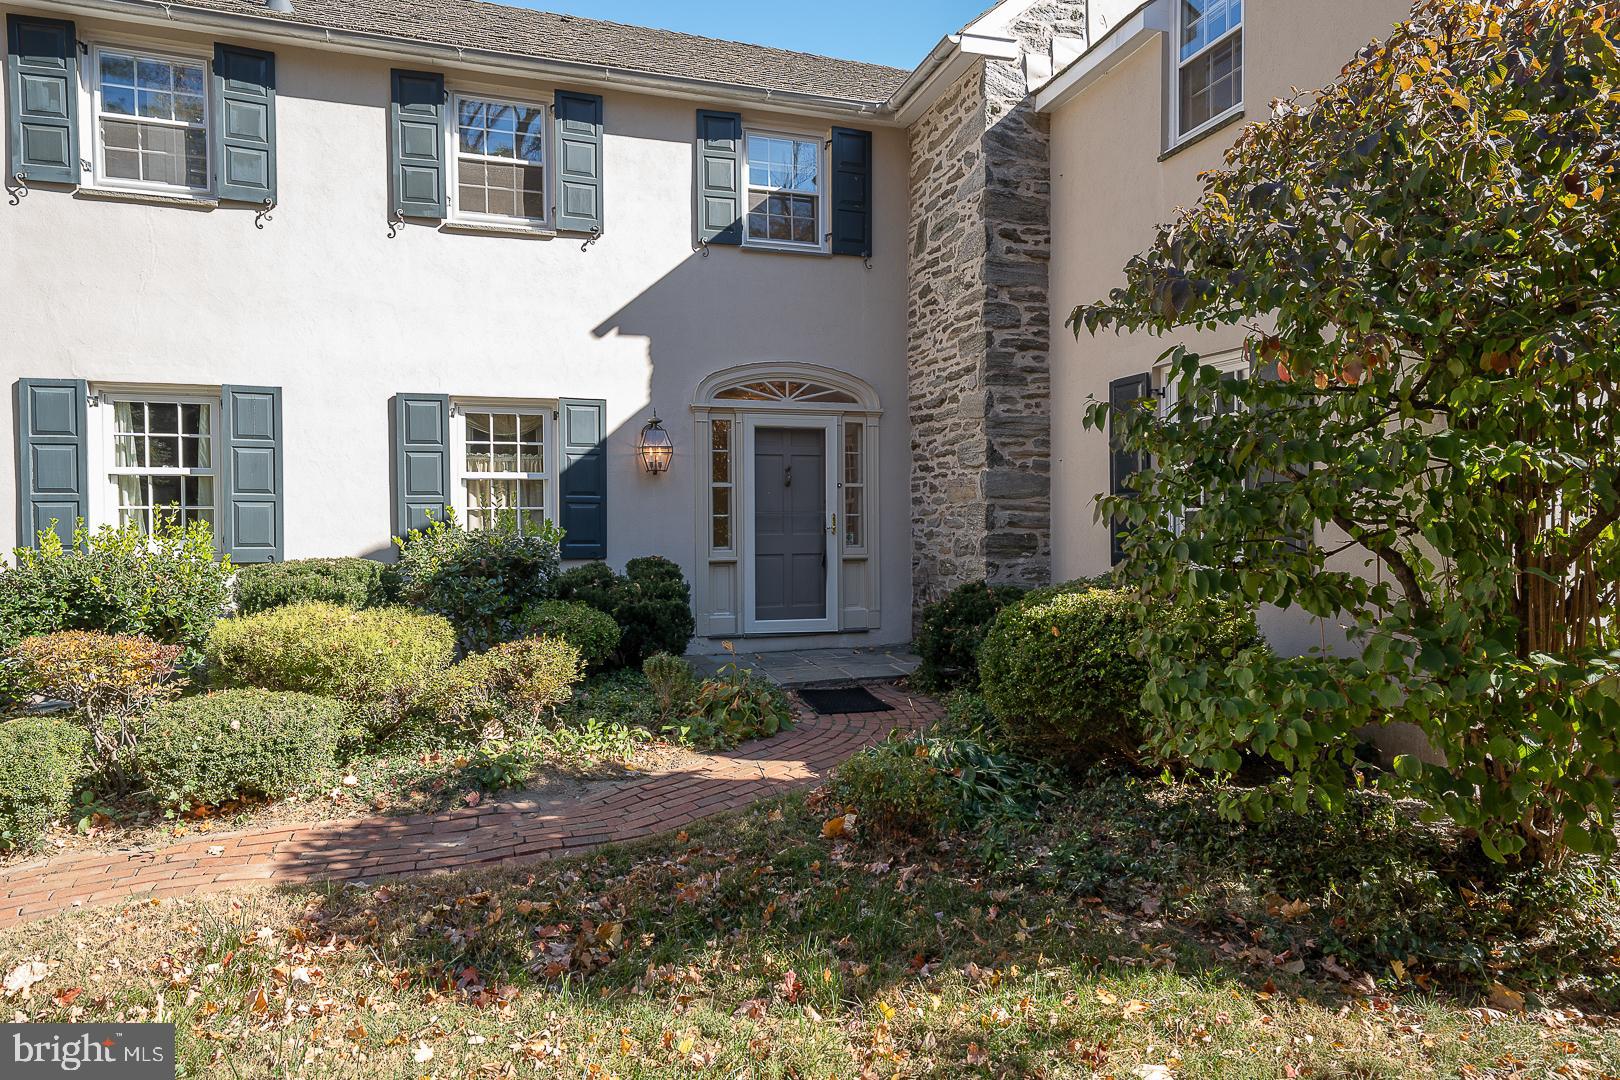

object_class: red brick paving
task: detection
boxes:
[0,684,938,929]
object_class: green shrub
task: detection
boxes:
[393,514,562,650]
[558,669,662,731]
[669,661,792,749]
[915,581,1026,691]
[413,636,584,743]
[138,690,343,811]
[933,690,1003,749]
[512,600,620,668]
[0,519,230,664]
[234,558,397,614]
[205,602,456,734]
[642,652,698,723]
[826,734,1053,841]
[978,582,1260,767]
[0,718,88,850]
[10,631,184,783]
[554,557,694,667]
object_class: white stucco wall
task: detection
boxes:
[1045,0,1412,656]
[0,7,911,653]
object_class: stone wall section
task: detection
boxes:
[907,1,1085,613]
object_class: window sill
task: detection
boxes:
[1159,107,1247,162]
[440,220,555,240]
[739,242,832,259]
[74,186,218,210]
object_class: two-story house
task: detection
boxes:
[2,0,1413,656]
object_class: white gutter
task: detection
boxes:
[1034,0,1166,113]
[886,31,1023,127]
[35,0,895,121]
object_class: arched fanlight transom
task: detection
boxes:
[714,379,858,404]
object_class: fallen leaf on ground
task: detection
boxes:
[3,962,47,1000]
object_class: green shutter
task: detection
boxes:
[1108,373,1153,566]
[6,14,78,185]
[829,127,873,257]
[213,43,276,205]
[392,394,450,537]
[553,90,603,234]
[558,398,607,560]
[221,385,284,563]
[14,379,87,548]
[390,69,446,220]
[695,109,743,246]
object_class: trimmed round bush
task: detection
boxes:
[978,583,1260,766]
[0,717,88,850]
[139,690,343,810]
[554,558,694,667]
[234,558,397,614]
[413,635,584,742]
[205,602,456,732]
[512,600,620,668]
[914,581,1027,691]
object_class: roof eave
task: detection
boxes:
[1034,0,1166,113]
[883,30,1022,126]
[37,0,901,121]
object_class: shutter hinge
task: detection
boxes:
[77,40,89,56]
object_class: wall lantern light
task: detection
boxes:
[637,412,674,475]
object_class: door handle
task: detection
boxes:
[829,513,837,536]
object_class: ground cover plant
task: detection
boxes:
[1075,0,1620,864]
[2,790,1616,1078]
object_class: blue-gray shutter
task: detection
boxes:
[392,394,450,537]
[558,398,607,560]
[221,386,283,563]
[390,69,446,220]
[14,379,87,548]
[829,127,873,257]
[1108,373,1153,566]
[6,14,78,185]
[553,90,603,234]
[212,43,276,205]
[695,109,743,246]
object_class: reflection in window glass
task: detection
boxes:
[745,133,820,246]
[97,50,208,190]
[455,97,547,221]
[711,419,733,549]
[1176,0,1243,137]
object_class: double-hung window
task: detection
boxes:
[745,132,822,249]
[457,405,552,536]
[452,96,547,225]
[106,395,217,533]
[1175,0,1243,142]
[93,47,209,194]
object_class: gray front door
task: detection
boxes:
[754,426,826,623]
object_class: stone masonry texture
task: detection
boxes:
[907,1,1084,615]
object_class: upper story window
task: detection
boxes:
[452,96,547,225]
[94,47,209,194]
[745,132,821,249]
[1176,0,1243,141]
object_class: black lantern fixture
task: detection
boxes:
[637,411,673,475]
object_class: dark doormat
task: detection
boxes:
[797,686,893,716]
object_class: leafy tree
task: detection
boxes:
[1073,0,1620,864]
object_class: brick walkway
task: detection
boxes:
[0,685,938,930]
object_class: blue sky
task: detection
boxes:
[515,1,990,70]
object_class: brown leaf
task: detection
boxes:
[1488,983,1527,1013]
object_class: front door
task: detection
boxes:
[753,425,828,626]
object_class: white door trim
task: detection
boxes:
[740,413,839,635]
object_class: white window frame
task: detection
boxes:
[86,42,213,197]
[1158,346,1250,533]
[1170,0,1244,148]
[446,90,551,229]
[450,399,559,536]
[96,388,221,536]
[741,127,827,253]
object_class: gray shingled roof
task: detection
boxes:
[153,0,910,103]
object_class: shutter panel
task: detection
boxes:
[1108,373,1153,566]
[390,69,446,220]
[212,43,276,205]
[828,127,873,257]
[557,398,607,560]
[392,394,450,537]
[553,90,603,234]
[695,109,743,246]
[221,385,284,564]
[14,378,87,548]
[5,14,78,185]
